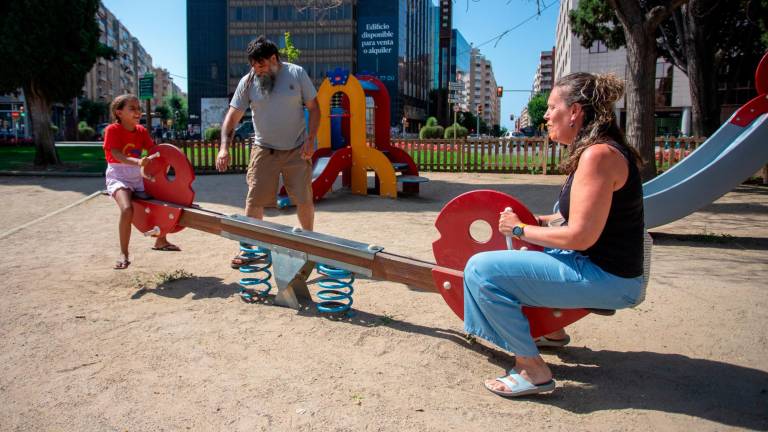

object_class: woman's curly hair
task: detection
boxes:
[556,72,642,174]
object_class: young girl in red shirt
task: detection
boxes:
[104,94,180,269]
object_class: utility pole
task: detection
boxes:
[476,105,480,138]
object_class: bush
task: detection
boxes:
[419,125,444,139]
[78,121,95,140]
[419,116,444,139]
[444,123,468,139]
[204,127,221,141]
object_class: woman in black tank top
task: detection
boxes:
[463,72,645,398]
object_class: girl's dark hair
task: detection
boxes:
[555,72,643,174]
[110,94,139,124]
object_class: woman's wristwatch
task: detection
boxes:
[512,223,527,239]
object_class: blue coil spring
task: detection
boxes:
[315,263,355,314]
[238,242,272,302]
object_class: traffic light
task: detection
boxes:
[19,106,25,117]
[477,104,483,115]
[496,86,503,97]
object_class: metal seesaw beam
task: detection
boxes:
[175,205,460,297]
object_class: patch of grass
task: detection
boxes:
[350,393,364,405]
[0,146,106,172]
[131,274,149,291]
[156,269,194,285]
[377,313,397,326]
[464,333,477,345]
[685,228,736,244]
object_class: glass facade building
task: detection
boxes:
[187,0,228,128]
[357,0,434,130]
[449,29,470,111]
[227,1,356,88]
[430,1,440,90]
[188,0,435,130]
[450,30,470,81]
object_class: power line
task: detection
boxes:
[168,0,560,91]
[460,0,559,56]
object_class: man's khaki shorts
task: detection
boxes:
[245,145,313,208]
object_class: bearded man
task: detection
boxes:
[216,36,320,267]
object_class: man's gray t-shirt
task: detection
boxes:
[230,62,317,150]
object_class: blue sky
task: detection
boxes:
[101,0,558,129]
[101,0,188,93]
[453,0,559,128]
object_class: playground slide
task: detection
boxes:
[278,147,353,206]
[643,113,768,229]
[643,114,746,196]
[309,147,352,201]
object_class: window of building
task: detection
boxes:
[210,63,218,80]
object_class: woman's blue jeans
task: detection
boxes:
[464,249,643,357]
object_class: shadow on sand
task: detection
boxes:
[129,276,241,300]
[128,273,768,429]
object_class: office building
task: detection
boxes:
[188,0,436,132]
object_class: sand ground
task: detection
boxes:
[0,172,766,431]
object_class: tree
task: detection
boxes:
[155,105,171,123]
[572,0,768,139]
[0,0,103,166]
[279,32,301,63]
[457,111,489,135]
[569,0,687,179]
[78,99,110,127]
[656,1,768,136]
[492,125,508,138]
[165,95,189,134]
[527,91,549,132]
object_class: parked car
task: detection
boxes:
[95,123,110,140]
[234,121,253,140]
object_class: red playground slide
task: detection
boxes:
[277,147,353,207]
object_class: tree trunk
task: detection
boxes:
[623,26,659,180]
[611,0,688,180]
[683,1,721,137]
[64,98,78,141]
[25,81,60,166]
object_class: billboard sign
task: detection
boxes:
[357,17,398,83]
[200,98,230,133]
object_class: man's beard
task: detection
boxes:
[257,64,279,95]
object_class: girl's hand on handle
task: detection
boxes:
[139,154,159,181]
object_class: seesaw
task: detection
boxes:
[132,146,610,337]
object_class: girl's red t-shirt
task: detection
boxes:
[103,123,154,164]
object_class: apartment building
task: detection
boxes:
[469,48,501,128]
[83,4,154,104]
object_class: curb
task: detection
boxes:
[0,170,103,177]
